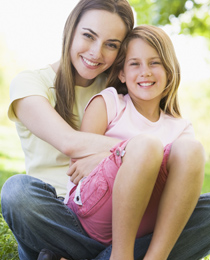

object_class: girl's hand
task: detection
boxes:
[67,152,111,185]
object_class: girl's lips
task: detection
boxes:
[81,56,100,68]
[138,82,155,87]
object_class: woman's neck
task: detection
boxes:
[50,60,95,87]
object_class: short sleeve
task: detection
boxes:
[8,68,55,121]
[179,120,195,139]
[85,87,126,126]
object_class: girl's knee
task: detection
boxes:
[170,138,205,164]
[169,138,205,179]
[126,134,163,159]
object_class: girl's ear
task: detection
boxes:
[118,70,126,83]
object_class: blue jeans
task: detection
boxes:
[1,174,210,260]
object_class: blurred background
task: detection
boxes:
[0,0,210,259]
[0,0,210,157]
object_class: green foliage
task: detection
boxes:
[0,214,19,260]
[202,161,210,194]
[179,79,210,158]
[128,0,210,38]
[0,36,26,125]
[180,1,210,38]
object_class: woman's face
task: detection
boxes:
[70,9,127,87]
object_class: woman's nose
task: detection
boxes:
[89,42,102,60]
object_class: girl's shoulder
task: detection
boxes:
[101,87,126,103]
[98,87,127,125]
[101,87,127,109]
[161,112,194,135]
[162,112,191,125]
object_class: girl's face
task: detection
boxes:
[119,38,167,110]
[71,10,127,87]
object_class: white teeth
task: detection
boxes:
[83,57,99,66]
[139,82,154,87]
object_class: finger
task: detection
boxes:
[70,170,80,184]
[67,163,77,176]
[73,174,83,185]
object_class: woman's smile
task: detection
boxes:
[70,9,127,87]
[81,56,101,68]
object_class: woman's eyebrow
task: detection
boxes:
[82,27,122,43]
[83,27,98,36]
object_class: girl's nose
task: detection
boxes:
[140,66,152,77]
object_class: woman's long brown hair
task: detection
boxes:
[54,0,134,129]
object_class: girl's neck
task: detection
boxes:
[131,98,161,122]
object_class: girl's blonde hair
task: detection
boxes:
[106,24,181,117]
[54,0,134,129]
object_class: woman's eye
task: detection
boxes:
[106,43,118,49]
[83,33,94,40]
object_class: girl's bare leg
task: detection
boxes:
[110,135,164,260]
[144,137,205,260]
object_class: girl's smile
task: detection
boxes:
[119,38,167,120]
[138,81,155,88]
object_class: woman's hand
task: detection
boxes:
[67,152,111,185]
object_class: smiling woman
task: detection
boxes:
[1,1,135,260]
[70,10,126,87]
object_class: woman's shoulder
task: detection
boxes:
[11,65,56,87]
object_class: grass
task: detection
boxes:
[0,125,210,259]
[0,126,24,259]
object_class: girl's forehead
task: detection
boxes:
[126,38,158,56]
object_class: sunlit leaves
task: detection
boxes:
[128,0,210,38]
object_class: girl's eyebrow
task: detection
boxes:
[82,27,122,43]
[127,56,161,61]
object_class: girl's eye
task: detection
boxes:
[151,61,161,65]
[130,62,139,66]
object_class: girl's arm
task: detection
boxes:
[67,95,112,184]
[80,95,108,134]
[13,95,119,158]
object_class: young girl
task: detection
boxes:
[66,25,206,260]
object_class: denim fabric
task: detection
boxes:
[1,175,105,260]
[1,174,210,260]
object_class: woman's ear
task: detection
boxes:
[118,70,126,83]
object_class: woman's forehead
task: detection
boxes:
[77,9,127,40]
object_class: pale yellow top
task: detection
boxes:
[8,65,107,196]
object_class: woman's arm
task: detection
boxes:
[13,95,119,158]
